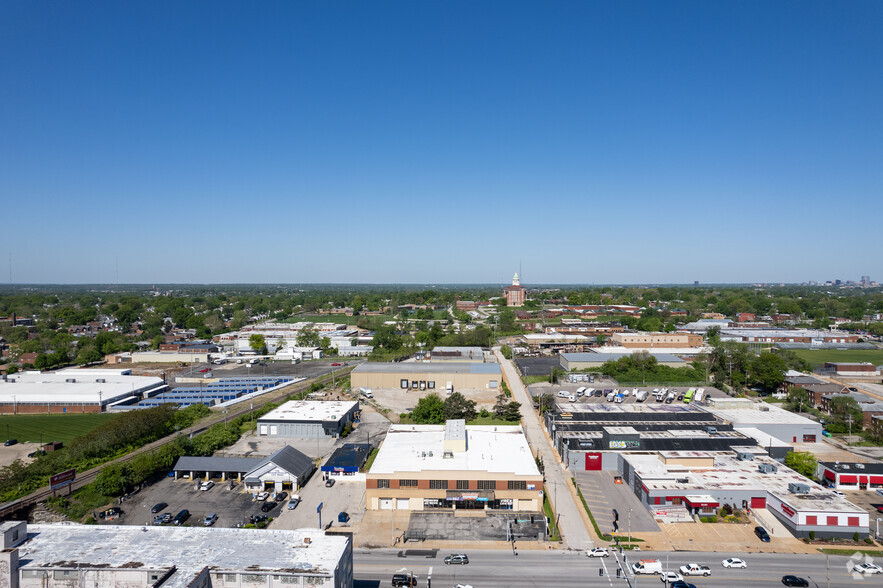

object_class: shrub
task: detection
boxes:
[809,531,815,540]
[854,532,860,542]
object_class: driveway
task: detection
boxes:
[572,470,659,535]
[495,348,594,551]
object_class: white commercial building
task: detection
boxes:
[699,398,823,444]
[257,400,360,439]
[0,369,166,414]
[0,521,353,587]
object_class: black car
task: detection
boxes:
[670,582,697,588]
[98,507,123,519]
[151,502,168,514]
[275,491,287,502]
[250,514,269,524]
[260,500,279,512]
[172,509,190,526]
[782,576,809,587]
[392,573,417,587]
[755,526,771,542]
[325,478,336,487]
[4,439,17,446]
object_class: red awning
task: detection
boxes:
[839,475,858,484]
[824,470,835,481]
[870,476,883,484]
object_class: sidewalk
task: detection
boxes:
[494,348,595,551]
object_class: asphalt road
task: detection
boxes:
[353,548,878,587]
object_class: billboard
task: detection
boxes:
[50,468,76,491]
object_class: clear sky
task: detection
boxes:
[1,1,881,285]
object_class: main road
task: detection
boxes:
[493,347,595,551]
[354,548,873,587]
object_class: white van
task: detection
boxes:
[632,559,663,575]
[557,390,571,399]
[635,390,648,402]
[576,386,587,397]
[606,391,617,402]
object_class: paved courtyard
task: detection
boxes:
[572,470,659,536]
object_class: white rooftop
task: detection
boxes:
[623,452,864,513]
[0,371,164,405]
[370,424,540,476]
[259,400,359,423]
[20,524,349,582]
[699,401,820,426]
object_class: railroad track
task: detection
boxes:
[0,367,353,520]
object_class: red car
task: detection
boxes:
[331,362,343,366]
[199,368,209,373]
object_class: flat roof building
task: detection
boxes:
[1,521,353,588]
[817,461,883,492]
[620,451,869,538]
[366,420,543,513]
[699,398,823,444]
[560,352,686,371]
[0,369,167,414]
[257,400,360,439]
[351,362,501,392]
[429,346,487,362]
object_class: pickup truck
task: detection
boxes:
[679,563,712,577]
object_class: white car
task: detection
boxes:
[255,491,270,501]
[853,563,882,574]
[199,480,214,491]
[722,558,747,568]
[586,548,609,558]
[660,572,684,583]
[831,489,845,497]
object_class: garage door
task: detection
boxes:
[585,453,602,471]
[750,497,766,508]
[396,498,410,510]
[380,498,393,510]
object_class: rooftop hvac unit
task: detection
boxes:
[856,463,865,469]
[65,378,76,383]
[443,451,454,459]
[736,451,755,461]
[758,463,777,474]
[758,405,770,411]
[677,478,689,484]
[788,482,810,494]
[96,378,106,383]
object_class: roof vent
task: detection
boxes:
[96,378,106,383]
[788,482,810,494]
[758,463,777,474]
[65,378,76,383]
[443,451,454,459]
[856,463,865,469]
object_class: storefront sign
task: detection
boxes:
[609,440,641,449]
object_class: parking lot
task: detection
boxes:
[838,489,883,537]
[530,384,725,408]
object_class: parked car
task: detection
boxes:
[391,573,417,587]
[830,489,844,496]
[275,491,288,502]
[98,507,123,519]
[853,562,882,574]
[781,576,809,587]
[287,497,301,510]
[754,526,771,542]
[153,513,172,525]
[325,478,336,487]
[199,480,215,491]
[151,502,168,514]
[261,500,279,512]
[660,571,684,583]
[722,558,747,568]
[679,564,711,576]
[4,439,17,446]
[203,513,218,527]
[172,509,190,526]
[444,553,469,565]
[255,491,270,501]
[27,450,45,458]
[586,547,609,558]
[338,512,350,523]
[669,582,696,588]
[250,514,268,525]
[331,362,343,366]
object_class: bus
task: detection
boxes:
[683,388,695,403]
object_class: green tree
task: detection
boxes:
[296,326,321,348]
[785,451,817,479]
[410,394,445,424]
[149,335,164,350]
[248,333,267,355]
[785,387,810,413]
[830,396,862,428]
[443,392,477,421]
[750,353,786,391]
[76,346,103,366]
[500,345,512,359]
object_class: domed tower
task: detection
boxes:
[503,272,526,307]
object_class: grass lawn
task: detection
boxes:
[789,349,883,369]
[543,494,561,541]
[522,375,550,386]
[0,413,119,445]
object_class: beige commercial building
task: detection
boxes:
[610,332,704,348]
[366,421,543,513]
[351,362,501,392]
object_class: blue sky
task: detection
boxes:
[1,1,881,285]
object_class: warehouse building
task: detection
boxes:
[1,521,353,588]
[428,346,487,362]
[0,369,167,414]
[257,400,360,439]
[366,420,543,513]
[545,404,774,471]
[817,461,883,492]
[610,332,704,349]
[699,397,823,444]
[560,352,687,371]
[322,443,373,481]
[351,362,501,392]
[621,450,869,538]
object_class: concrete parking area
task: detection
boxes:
[529,384,726,409]
[572,470,660,536]
[100,476,274,529]
[838,489,883,538]
[271,469,366,532]
[370,386,500,415]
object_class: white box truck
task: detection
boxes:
[359,387,373,399]
[635,390,648,402]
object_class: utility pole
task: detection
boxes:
[846,416,854,439]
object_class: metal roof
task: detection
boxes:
[561,352,685,363]
[174,456,263,473]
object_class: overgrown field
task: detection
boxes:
[789,349,883,369]
[0,413,119,446]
